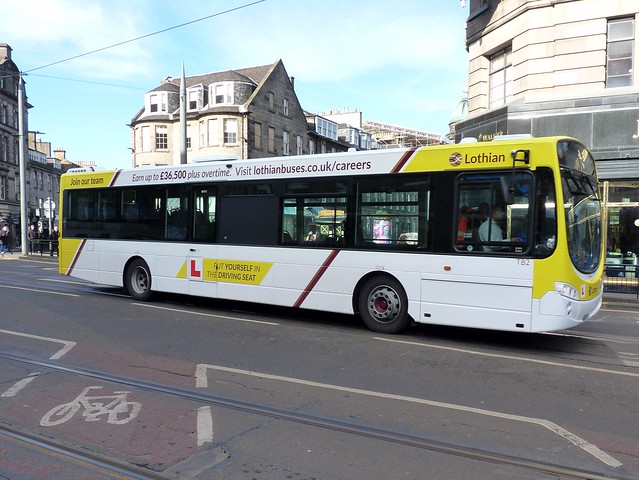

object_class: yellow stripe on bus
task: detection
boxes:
[179,258,273,285]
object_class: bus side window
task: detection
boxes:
[193,189,217,243]
[356,176,429,250]
[280,198,299,246]
[166,187,189,241]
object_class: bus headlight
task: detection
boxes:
[555,282,578,300]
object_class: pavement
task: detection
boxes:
[2,252,638,309]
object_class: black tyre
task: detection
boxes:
[125,259,153,301]
[357,276,410,334]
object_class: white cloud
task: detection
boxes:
[2,0,156,80]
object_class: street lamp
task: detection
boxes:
[18,73,28,256]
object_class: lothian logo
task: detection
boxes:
[449,152,462,166]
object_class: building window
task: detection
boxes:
[360,133,371,150]
[309,139,316,155]
[223,118,237,144]
[0,175,6,201]
[489,47,512,108]
[283,98,289,116]
[296,135,302,155]
[268,126,275,153]
[607,17,634,88]
[149,94,158,112]
[188,87,203,111]
[268,91,275,111]
[212,82,233,105]
[1,105,6,124]
[148,92,167,114]
[254,122,262,149]
[155,126,168,150]
[207,119,218,146]
[283,131,290,155]
[315,117,338,141]
[0,137,6,162]
[186,125,192,149]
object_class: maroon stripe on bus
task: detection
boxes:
[66,239,87,276]
[390,146,419,173]
[293,249,340,308]
[108,170,121,187]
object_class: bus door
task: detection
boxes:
[188,187,218,298]
[421,171,535,331]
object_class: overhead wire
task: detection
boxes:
[22,0,266,74]
[26,73,148,90]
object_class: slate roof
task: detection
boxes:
[163,61,277,90]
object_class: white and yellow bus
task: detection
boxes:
[59,136,603,334]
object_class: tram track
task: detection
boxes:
[0,423,173,480]
[0,351,630,480]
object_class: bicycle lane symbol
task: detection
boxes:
[40,386,141,427]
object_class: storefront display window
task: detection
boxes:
[604,181,639,265]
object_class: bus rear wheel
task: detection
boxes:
[358,276,410,334]
[125,259,153,301]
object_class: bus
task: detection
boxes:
[59,136,603,334]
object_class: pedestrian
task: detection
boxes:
[0,225,11,256]
[37,227,44,254]
[50,225,60,257]
[27,225,36,254]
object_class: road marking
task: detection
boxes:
[132,303,279,326]
[544,331,639,345]
[0,329,76,360]
[619,352,639,367]
[601,308,639,313]
[1,373,39,398]
[40,386,141,427]
[197,406,213,446]
[39,278,89,285]
[376,337,639,378]
[195,363,622,467]
[0,284,79,297]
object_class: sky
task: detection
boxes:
[2,0,470,169]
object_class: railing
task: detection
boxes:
[28,239,59,256]
[603,264,639,297]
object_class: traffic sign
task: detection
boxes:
[43,198,56,211]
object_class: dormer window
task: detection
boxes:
[187,86,204,111]
[315,117,338,141]
[211,82,234,105]
[147,92,167,114]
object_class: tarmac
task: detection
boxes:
[2,251,638,310]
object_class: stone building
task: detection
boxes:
[456,0,639,262]
[0,43,21,236]
[0,43,68,244]
[129,59,349,166]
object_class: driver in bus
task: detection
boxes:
[478,204,520,251]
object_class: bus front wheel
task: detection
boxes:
[358,276,410,334]
[125,259,153,301]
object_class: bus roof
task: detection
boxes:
[60,136,583,190]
